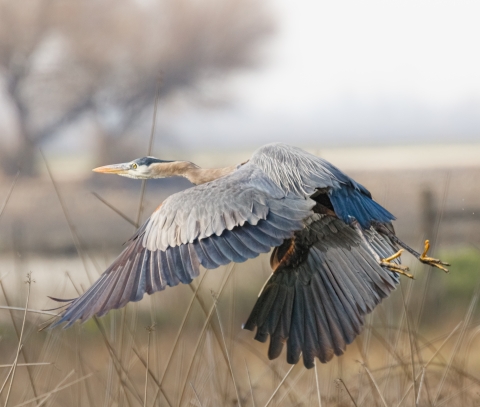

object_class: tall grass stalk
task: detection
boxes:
[3,273,33,406]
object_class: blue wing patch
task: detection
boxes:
[329,187,395,228]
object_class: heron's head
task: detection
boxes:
[92,157,180,179]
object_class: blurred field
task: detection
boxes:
[0,151,480,406]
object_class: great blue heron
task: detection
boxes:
[51,143,449,368]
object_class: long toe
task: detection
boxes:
[420,256,450,273]
[380,261,414,279]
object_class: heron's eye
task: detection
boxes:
[132,163,137,169]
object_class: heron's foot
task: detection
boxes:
[419,240,450,273]
[380,249,414,279]
[383,249,404,263]
[381,261,413,279]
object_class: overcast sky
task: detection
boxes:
[164,0,480,150]
[7,0,480,156]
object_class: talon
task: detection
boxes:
[381,261,414,279]
[419,240,450,273]
[420,256,450,273]
[381,249,413,278]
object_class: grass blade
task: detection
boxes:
[244,358,256,407]
[189,382,204,407]
[358,361,388,407]
[400,282,417,403]
[416,367,426,405]
[36,370,74,407]
[263,364,295,407]
[314,362,322,407]
[0,306,56,316]
[177,264,236,407]
[0,363,52,369]
[433,293,478,405]
[0,171,19,220]
[91,192,137,227]
[213,297,242,407]
[11,372,93,407]
[159,272,209,384]
[144,324,155,407]
[4,272,33,405]
[335,379,357,407]
[396,321,462,407]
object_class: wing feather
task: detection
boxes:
[198,238,229,265]
[98,269,128,317]
[209,236,246,263]
[220,230,259,259]
[242,225,284,248]
[244,214,400,368]
[230,228,271,253]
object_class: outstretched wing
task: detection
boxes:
[52,163,314,327]
[243,214,400,368]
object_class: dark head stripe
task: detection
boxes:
[134,157,174,166]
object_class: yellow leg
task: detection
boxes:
[419,239,450,273]
[383,249,404,263]
[381,249,414,279]
[421,240,430,258]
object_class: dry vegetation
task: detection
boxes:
[0,169,480,407]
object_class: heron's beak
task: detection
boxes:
[92,163,130,175]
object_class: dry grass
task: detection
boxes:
[0,244,479,406]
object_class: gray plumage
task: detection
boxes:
[143,163,313,251]
[50,142,445,368]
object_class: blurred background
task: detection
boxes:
[0,0,480,405]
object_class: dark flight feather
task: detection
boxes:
[243,214,399,368]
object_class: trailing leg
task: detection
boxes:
[373,223,450,273]
[418,239,450,272]
[352,222,414,279]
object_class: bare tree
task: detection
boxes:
[0,0,273,175]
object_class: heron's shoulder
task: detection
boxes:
[248,143,374,198]
[248,143,341,195]
[250,142,305,158]
[250,143,330,169]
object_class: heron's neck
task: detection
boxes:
[184,163,238,184]
[154,161,236,185]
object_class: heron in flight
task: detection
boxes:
[51,143,449,368]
